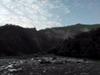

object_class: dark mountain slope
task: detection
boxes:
[0,24,100,57]
[51,28,100,59]
[0,24,62,56]
[0,25,40,56]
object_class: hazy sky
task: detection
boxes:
[0,0,100,30]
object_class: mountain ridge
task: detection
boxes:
[0,24,100,59]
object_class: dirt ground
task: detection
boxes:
[0,56,100,75]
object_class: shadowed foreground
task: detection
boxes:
[0,57,100,75]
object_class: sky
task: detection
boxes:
[0,0,100,30]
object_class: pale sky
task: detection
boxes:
[0,0,100,30]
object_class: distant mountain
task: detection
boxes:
[40,23,100,39]
[0,24,100,58]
